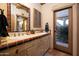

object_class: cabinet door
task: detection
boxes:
[40,36,50,55]
[26,39,40,56]
[16,44,26,56]
[44,36,49,49]
[38,37,45,55]
[17,48,26,56]
[35,39,42,56]
[26,45,38,56]
[18,42,34,56]
[47,35,50,48]
[0,46,19,56]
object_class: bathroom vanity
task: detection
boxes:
[0,32,50,56]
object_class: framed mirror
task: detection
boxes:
[10,3,30,32]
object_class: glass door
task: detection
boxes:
[54,7,72,54]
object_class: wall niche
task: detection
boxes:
[33,8,41,28]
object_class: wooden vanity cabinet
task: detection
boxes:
[0,35,50,56]
[26,35,50,56]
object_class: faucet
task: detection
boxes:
[14,33,16,37]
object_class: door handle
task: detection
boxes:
[54,29,56,32]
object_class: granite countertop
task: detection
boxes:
[0,32,50,49]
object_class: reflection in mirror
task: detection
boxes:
[55,9,69,48]
[17,16,27,32]
[17,16,23,31]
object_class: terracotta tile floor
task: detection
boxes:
[44,49,71,56]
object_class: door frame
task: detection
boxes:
[53,5,73,55]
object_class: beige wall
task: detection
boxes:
[72,4,77,56]
[0,3,7,17]
[41,3,77,56]
[11,4,17,31]
[23,3,42,30]
[11,3,41,31]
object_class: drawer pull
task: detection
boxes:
[15,49,19,54]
